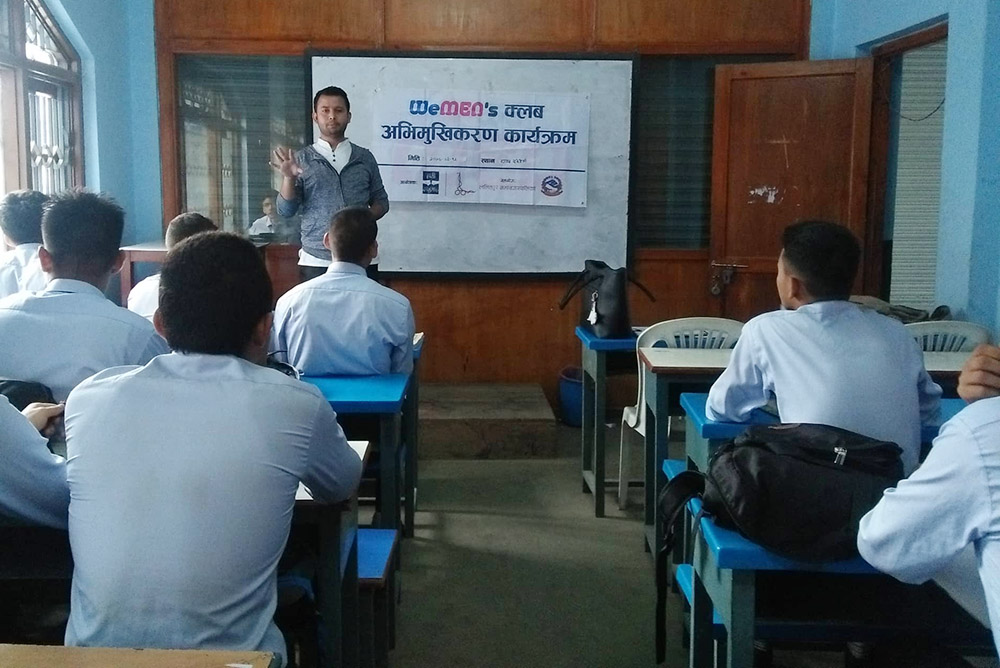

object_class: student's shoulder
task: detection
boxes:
[949,396,1000,442]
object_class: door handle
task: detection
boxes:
[709,262,749,294]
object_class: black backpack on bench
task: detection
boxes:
[653,423,904,662]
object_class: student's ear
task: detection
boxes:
[109,250,126,275]
[788,275,808,304]
[369,240,378,261]
[322,231,332,251]
[38,247,54,273]
[152,309,168,340]
[252,312,274,348]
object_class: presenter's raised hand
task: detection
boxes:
[270,146,303,179]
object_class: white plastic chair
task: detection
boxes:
[618,317,743,509]
[906,321,992,352]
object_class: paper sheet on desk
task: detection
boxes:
[295,484,313,501]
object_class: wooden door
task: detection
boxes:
[709,59,873,321]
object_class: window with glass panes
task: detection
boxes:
[0,0,82,196]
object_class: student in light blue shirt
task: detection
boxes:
[0,190,169,400]
[707,220,941,474]
[0,190,49,298]
[127,212,217,320]
[64,232,362,665]
[859,346,1000,656]
[0,396,68,529]
[272,205,414,376]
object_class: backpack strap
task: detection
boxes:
[655,470,706,663]
[557,269,599,309]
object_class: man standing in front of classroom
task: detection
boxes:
[272,85,390,281]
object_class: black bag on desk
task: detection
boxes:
[557,260,654,338]
[658,422,904,563]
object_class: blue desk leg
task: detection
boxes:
[693,531,755,668]
[317,500,359,668]
[402,381,418,538]
[643,369,670,552]
[581,345,606,517]
[379,414,402,531]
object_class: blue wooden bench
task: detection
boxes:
[358,528,399,668]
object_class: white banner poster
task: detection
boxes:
[372,90,590,207]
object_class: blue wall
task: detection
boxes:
[46,0,161,246]
[811,0,1000,331]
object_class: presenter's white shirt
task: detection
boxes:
[0,278,169,400]
[858,397,1000,655]
[706,300,941,474]
[0,243,46,298]
[126,273,159,321]
[272,261,414,376]
[0,394,68,529]
[63,352,363,664]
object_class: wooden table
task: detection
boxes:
[303,375,410,534]
[639,347,731,552]
[119,242,302,305]
[0,644,275,667]
[119,242,167,304]
[576,326,639,517]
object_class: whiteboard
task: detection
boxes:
[310,53,634,273]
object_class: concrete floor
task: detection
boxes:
[392,422,998,668]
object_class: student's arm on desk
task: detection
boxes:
[302,398,363,504]
[706,332,770,423]
[389,307,415,375]
[858,415,988,583]
[0,396,69,529]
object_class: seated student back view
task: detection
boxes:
[706,220,941,475]
[127,212,217,320]
[0,190,49,298]
[271,206,414,376]
[0,190,169,401]
[64,233,362,665]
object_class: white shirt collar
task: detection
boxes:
[44,278,106,297]
[325,261,366,276]
[312,138,352,171]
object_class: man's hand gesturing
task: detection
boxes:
[271,146,303,179]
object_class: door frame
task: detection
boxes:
[863,21,948,297]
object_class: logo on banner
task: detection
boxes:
[422,170,440,195]
[540,175,563,197]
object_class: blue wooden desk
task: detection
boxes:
[294,440,369,668]
[304,375,410,533]
[677,396,975,668]
[401,333,424,538]
[640,348,730,552]
[576,326,638,517]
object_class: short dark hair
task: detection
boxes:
[165,212,217,248]
[328,206,376,264]
[313,86,350,112]
[158,232,272,356]
[781,220,861,301]
[42,189,124,273]
[0,190,49,245]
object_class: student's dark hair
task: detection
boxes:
[328,206,376,264]
[158,232,272,356]
[165,212,217,248]
[781,220,861,301]
[0,190,49,244]
[41,189,124,273]
[313,86,350,112]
